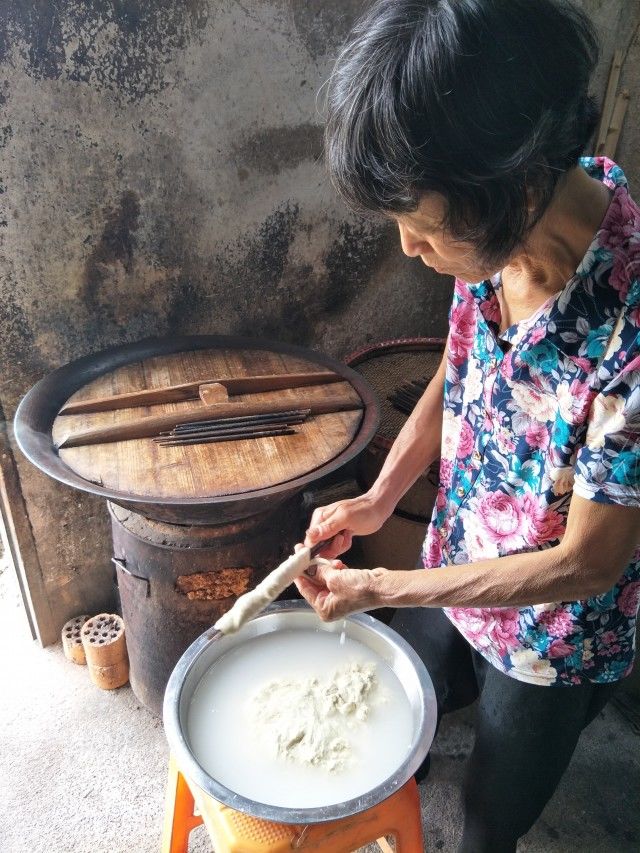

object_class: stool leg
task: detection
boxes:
[162,755,204,853]
[389,779,424,853]
[292,778,424,853]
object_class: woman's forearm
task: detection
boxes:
[373,493,640,610]
[297,545,600,624]
[373,546,583,610]
[367,349,446,515]
[298,497,640,622]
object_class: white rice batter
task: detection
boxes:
[247,661,378,772]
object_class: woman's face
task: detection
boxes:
[395,193,498,282]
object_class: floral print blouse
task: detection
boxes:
[422,157,640,686]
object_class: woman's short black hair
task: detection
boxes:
[325,0,600,267]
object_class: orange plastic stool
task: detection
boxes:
[162,754,424,853]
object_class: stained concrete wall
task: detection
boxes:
[0,1,638,642]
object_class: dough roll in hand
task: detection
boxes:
[214,546,322,635]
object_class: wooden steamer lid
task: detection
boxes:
[15,336,379,524]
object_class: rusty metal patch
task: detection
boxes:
[175,567,253,601]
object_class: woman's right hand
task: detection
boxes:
[303,492,393,559]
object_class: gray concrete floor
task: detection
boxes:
[1,555,638,853]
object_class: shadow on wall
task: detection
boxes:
[0,0,211,100]
[0,0,449,410]
[0,0,357,99]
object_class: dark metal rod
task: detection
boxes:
[389,390,418,407]
[398,383,423,398]
[403,387,423,398]
[152,419,305,441]
[399,395,421,407]
[389,401,413,415]
[396,386,420,399]
[168,414,308,435]
[387,393,416,415]
[169,409,311,432]
[157,427,298,447]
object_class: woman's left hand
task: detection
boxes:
[295,558,390,621]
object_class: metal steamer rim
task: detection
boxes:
[163,600,437,824]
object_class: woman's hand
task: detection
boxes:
[303,493,393,559]
[295,560,390,621]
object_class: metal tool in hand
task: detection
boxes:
[305,536,342,577]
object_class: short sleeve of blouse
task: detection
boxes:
[574,327,640,506]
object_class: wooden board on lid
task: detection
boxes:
[52,347,364,500]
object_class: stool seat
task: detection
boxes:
[162,755,425,853]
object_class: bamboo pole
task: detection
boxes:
[601,89,630,159]
[595,50,624,155]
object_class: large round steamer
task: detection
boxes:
[16,335,379,524]
[15,336,379,714]
[164,601,437,824]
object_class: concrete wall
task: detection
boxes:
[0,1,638,642]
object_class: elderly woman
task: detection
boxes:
[295,1,640,850]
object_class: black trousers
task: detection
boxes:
[389,606,618,853]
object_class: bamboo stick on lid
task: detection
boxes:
[57,392,363,448]
[59,371,341,415]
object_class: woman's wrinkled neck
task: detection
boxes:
[499,166,612,323]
